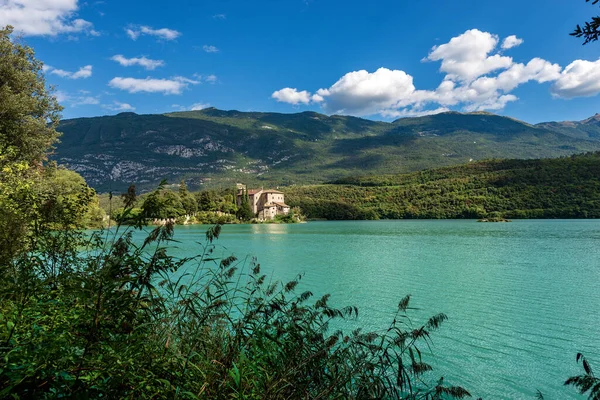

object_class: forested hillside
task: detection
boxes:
[55,108,600,192]
[283,152,600,220]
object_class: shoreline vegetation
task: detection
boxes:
[282,153,600,221]
[98,181,305,228]
[93,152,600,229]
[1,25,599,399]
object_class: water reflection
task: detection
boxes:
[250,223,291,235]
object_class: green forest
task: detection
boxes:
[1,25,599,399]
[283,153,600,220]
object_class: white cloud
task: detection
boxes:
[0,0,97,36]
[493,58,561,91]
[271,88,313,105]
[126,25,181,41]
[463,94,518,112]
[273,29,600,117]
[202,45,219,53]
[174,76,201,85]
[72,96,100,106]
[103,101,136,112]
[425,29,512,82]
[53,90,100,107]
[502,35,524,50]
[108,76,198,94]
[54,90,70,103]
[111,55,165,70]
[190,103,210,111]
[314,68,416,115]
[212,14,226,20]
[205,74,217,83]
[47,65,93,79]
[551,59,600,98]
[271,29,594,117]
[380,106,451,119]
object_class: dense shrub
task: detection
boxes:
[0,216,471,399]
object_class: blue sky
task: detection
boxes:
[3,0,600,123]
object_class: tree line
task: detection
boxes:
[283,154,600,221]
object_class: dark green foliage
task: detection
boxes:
[572,0,600,44]
[0,26,62,168]
[179,180,198,215]
[53,108,600,192]
[284,153,600,220]
[236,189,254,221]
[121,183,137,208]
[565,353,600,399]
[196,190,219,211]
[0,25,82,263]
[141,182,186,219]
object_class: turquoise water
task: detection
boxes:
[134,220,600,399]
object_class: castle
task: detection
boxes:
[236,184,290,220]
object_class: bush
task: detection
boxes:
[0,218,470,399]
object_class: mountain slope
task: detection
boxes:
[54,108,600,192]
[535,114,600,140]
[283,152,600,220]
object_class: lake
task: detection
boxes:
[131,219,600,399]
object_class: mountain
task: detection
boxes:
[54,108,600,192]
[535,113,600,140]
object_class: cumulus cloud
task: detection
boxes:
[272,28,600,117]
[314,68,416,115]
[551,59,600,98]
[502,35,524,49]
[0,0,97,36]
[108,76,199,95]
[204,74,218,83]
[111,55,165,70]
[47,65,93,79]
[190,103,210,111]
[425,29,512,82]
[202,45,219,53]
[126,25,180,41]
[272,88,313,105]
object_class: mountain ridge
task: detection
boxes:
[54,109,600,192]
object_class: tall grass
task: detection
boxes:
[0,208,471,398]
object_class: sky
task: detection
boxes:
[2,0,600,123]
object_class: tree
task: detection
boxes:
[572,0,600,44]
[0,26,62,167]
[178,179,197,215]
[0,25,63,264]
[196,190,217,211]
[141,187,185,219]
[36,166,99,229]
[236,189,254,221]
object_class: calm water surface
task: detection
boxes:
[134,220,600,399]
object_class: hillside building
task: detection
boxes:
[236,184,290,220]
